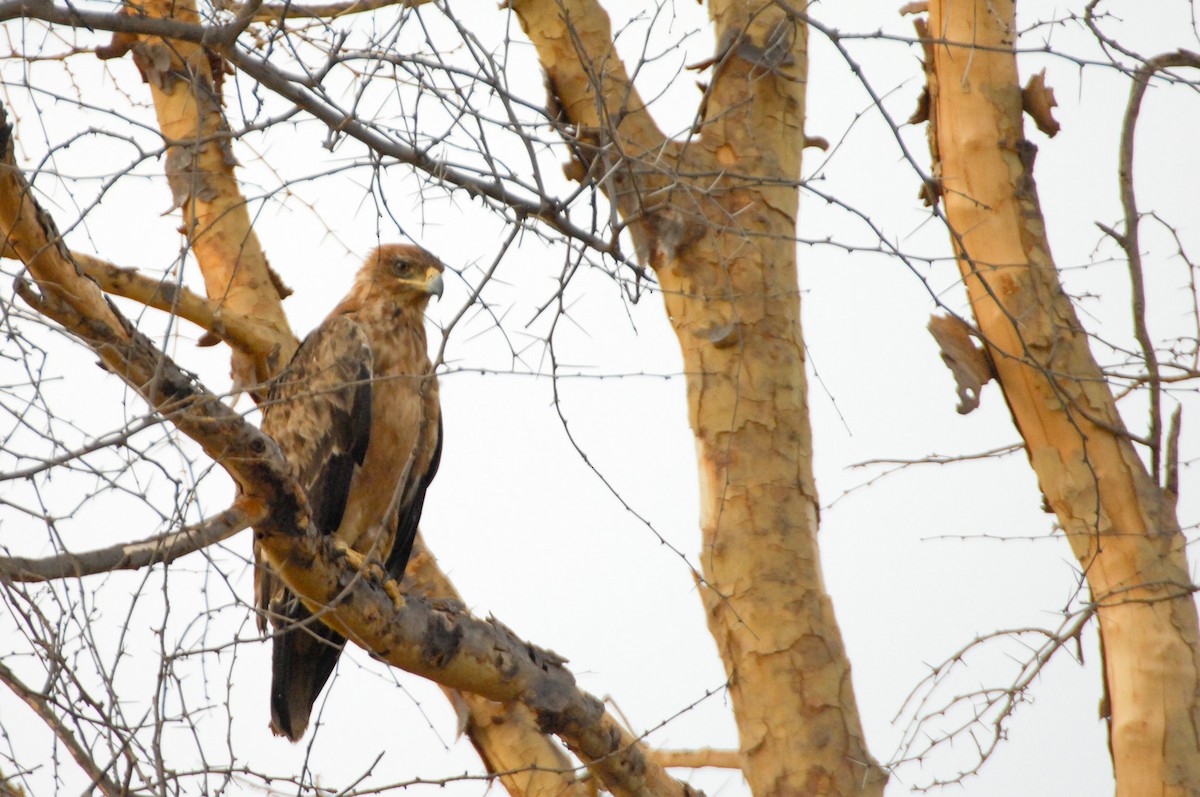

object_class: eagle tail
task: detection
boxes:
[269,600,345,742]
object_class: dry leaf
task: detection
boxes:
[697,321,739,349]
[131,43,177,91]
[928,314,994,414]
[1023,70,1061,137]
[908,86,930,125]
[446,690,472,740]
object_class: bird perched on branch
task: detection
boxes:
[254,244,444,741]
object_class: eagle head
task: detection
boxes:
[363,244,445,303]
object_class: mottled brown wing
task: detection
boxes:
[253,315,372,741]
[384,416,442,582]
[254,316,371,628]
[262,315,373,536]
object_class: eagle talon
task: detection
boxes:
[384,579,407,609]
[361,558,388,585]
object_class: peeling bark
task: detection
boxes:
[928,313,994,414]
[407,538,596,797]
[509,0,884,794]
[923,2,1200,793]
[128,0,296,392]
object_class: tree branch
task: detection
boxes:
[2,96,692,797]
[222,45,628,267]
[508,0,672,248]
[0,0,225,45]
[3,0,641,274]
[0,116,126,336]
[511,2,887,795]
[647,749,741,770]
[922,2,1200,791]
[406,537,596,797]
[71,252,282,355]
[128,0,297,394]
[1115,50,1200,484]
[0,660,139,797]
[0,504,257,583]
[257,534,694,797]
[2,98,304,508]
[245,0,423,21]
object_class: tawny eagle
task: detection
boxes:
[255,244,444,741]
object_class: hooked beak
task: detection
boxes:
[423,267,444,300]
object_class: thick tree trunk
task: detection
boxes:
[510,1,884,793]
[924,1,1200,794]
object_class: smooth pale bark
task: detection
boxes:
[128,0,297,390]
[74,252,282,355]
[509,1,884,794]
[924,2,1200,794]
[648,749,741,770]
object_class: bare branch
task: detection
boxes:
[254,532,693,797]
[890,609,1096,789]
[0,504,257,583]
[221,47,633,270]
[0,0,225,45]
[45,252,279,355]
[1165,405,1182,498]
[1115,50,1200,483]
[244,0,424,21]
[2,98,304,507]
[0,117,126,336]
[0,660,137,797]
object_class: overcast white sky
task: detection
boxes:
[1,1,1197,795]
